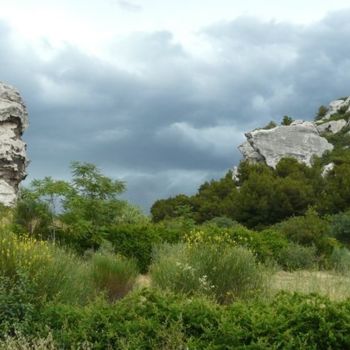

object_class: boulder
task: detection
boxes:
[316,119,347,134]
[241,122,333,168]
[321,162,335,177]
[322,97,350,120]
[0,82,28,206]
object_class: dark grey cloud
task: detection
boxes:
[1,10,350,210]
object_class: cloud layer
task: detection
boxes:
[1,10,350,210]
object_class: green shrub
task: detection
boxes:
[150,243,267,303]
[185,224,289,263]
[0,332,57,350]
[254,229,289,261]
[205,216,239,228]
[0,231,93,305]
[277,243,317,271]
[263,120,277,129]
[31,289,350,349]
[273,208,332,255]
[106,222,187,273]
[330,247,350,274]
[281,115,293,125]
[315,105,329,120]
[329,211,350,244]
[0,275,35,336]
[106,224,160,273]
[90,252,138,301]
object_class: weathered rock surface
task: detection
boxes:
[323,99,349,120]
[241,122,333,168]
[238,141,264,163]
[316,119,347,134]
[0,82,28,206]
[321,162,335,177]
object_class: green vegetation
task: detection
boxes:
[315,105,329,120]
[90,247,139,301]
[281,115,294,125]
[263,120,277,129]
[2,141,350,348]
[150,243,267,303]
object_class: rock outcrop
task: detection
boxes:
[322,97,350,120]
[316,120,347,134]
[235,96,350,178]
[0,82,28,206]
[242,122,333,168]
[321,162,335,177]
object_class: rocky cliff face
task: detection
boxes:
[236,97,350,172]
[0,82,28,206]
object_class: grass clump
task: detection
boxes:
[329,247,350,274]
[150,243,267,303]
[90,251,139,301]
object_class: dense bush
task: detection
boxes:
[106,220,191,273]
[328,211,350,244]
[150,243,267,303]
[277,243,317,271]
[151,158,325,229]
[185,224,289,262]
[273,208,332,254]
[0,275,35,336]
[21,289,350,349]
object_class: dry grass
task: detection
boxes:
[135,269,350,302]
[135,274,151,289]
[272,270,350,301]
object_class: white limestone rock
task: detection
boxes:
[321,163,335,177]
[0,82,28,206]
[238,141,264,163]
[322,97,350,120]
[240,122,333,168]
[316,119,347,134]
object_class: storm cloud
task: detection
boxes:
[1,9,350,210]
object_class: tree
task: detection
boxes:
[61,162,126,249]
[281,115,294,126]
[192,171,238,223]
[14,162,127,250]
[30,177,72,241]
[151,194,194,222]
[14,187,53,237]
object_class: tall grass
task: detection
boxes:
[272,270,350,301]
[90,252,139,301]
[0,231,92,305]
[150,243,268,303]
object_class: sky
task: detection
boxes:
[1,0,350,211]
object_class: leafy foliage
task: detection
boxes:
[277,243,317,271]
[23,289,350,349]
[151,243,267,303]
[315,105,329,120]
[281,115,294,125]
